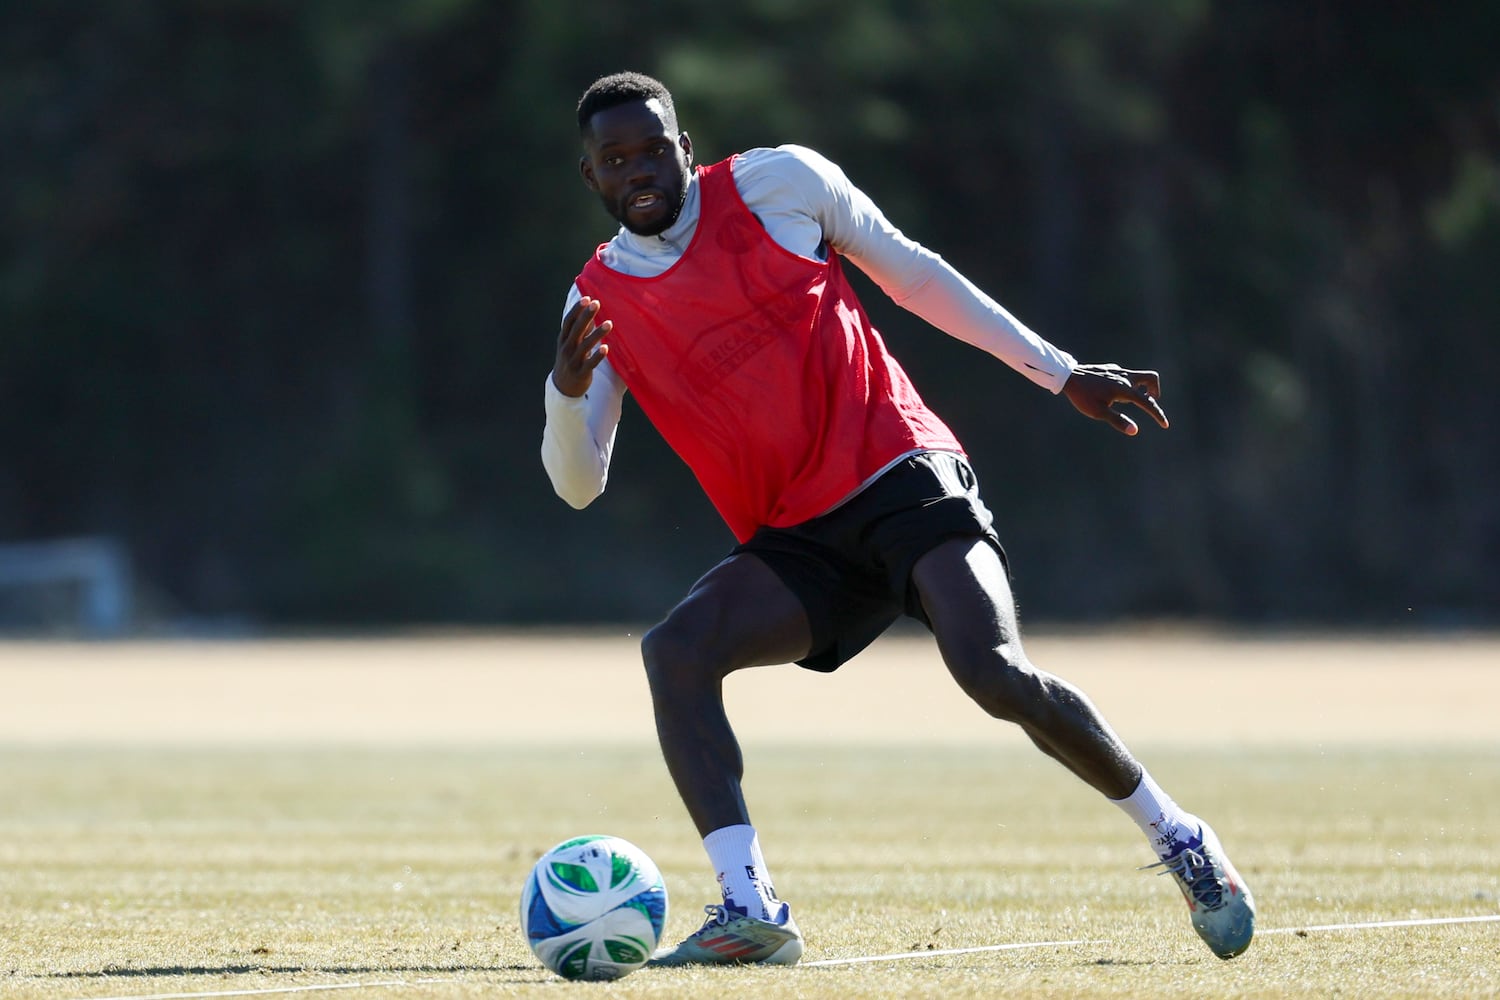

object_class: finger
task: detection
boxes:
[579,319,612,360]
[1129,369,1161,398]
[560,297,602,345]
[563,320,609,379]
[1131,387,1169,429]
[1141,394,1169,429]
[563,313,609,365]
[1127,370,1169,429]
[562,295,596,327]
[1085,396,1140,436]
[1108,409,1140,436]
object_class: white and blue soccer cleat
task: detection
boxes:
[649,901,804,966]
[1144,820,1256,959]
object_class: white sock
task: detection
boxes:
[1111,769,1199,858]
[702,824,780,920]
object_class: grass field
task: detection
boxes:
[0,630,1497,999]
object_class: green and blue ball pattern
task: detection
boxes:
[521,834,669,981]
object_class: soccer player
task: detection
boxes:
[542,71,1255,964]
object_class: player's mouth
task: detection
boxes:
[627,189,664,214]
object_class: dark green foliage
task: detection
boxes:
[2,0,1495,626]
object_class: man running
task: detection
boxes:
[542,71,1255,965]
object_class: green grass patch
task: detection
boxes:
[0,745,1496,998]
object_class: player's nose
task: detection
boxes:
[626,157,658,186]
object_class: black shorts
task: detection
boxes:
[731,451,1007,673]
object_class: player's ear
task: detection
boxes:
[679,132,693,166]
[579,155,599,192]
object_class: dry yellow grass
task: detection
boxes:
[0,630,1496,999]
[0,628,1495,746]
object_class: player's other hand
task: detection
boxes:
[552,296,612,398]
[1062,364,1170,436]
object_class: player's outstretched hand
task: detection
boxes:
[1062,364,1170,436]
[552,296,612,398]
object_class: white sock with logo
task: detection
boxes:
[1111,769,1199,859]
[702,824,780,921]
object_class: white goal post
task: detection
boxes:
[0,536,132,636]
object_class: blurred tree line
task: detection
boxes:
[1,0,1496,630]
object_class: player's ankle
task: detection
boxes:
[1110,769,1198,859]
[703,824,784,920]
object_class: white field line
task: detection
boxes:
[63,913,1500,997]
[802,938,1090,967]
[1260,913,1500,935]
[802,912,1500,968]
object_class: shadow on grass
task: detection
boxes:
[47,963,536,978]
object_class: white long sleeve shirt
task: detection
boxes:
[542,144,1077,510]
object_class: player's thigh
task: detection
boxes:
[647,553,813,675]
[910,537,1027,681]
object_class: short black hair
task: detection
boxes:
[577,72,678,134]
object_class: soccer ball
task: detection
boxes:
[520,834,668,981]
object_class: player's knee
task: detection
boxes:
[640,621,682,689]
[949,642,1046,723]
[641,615,720,690]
